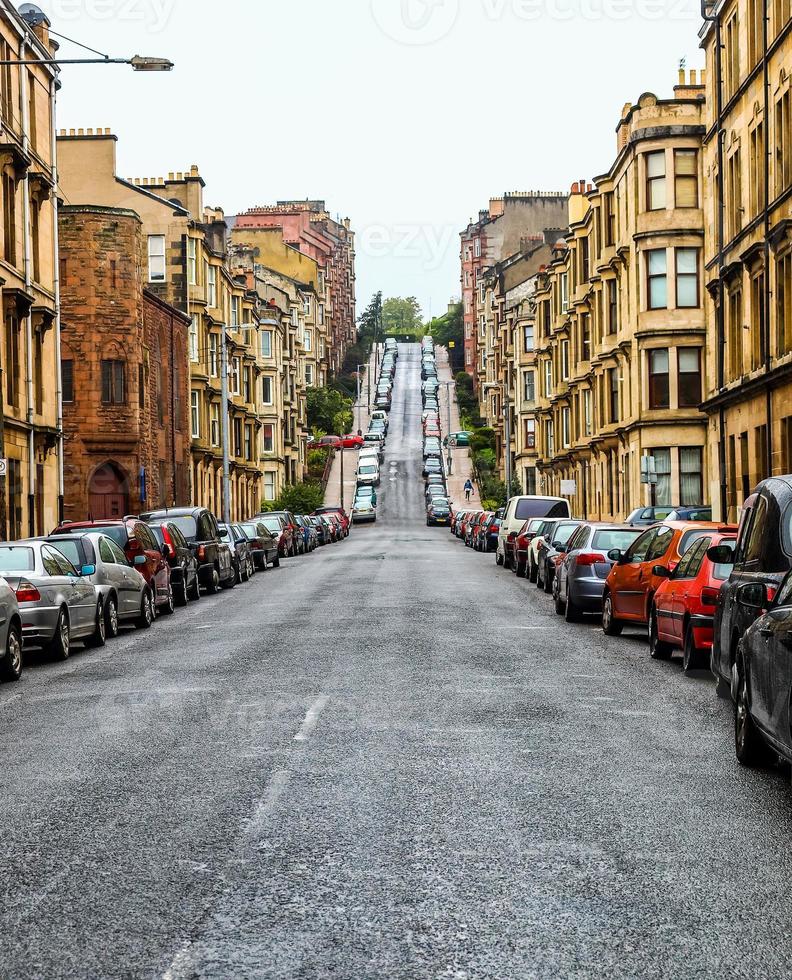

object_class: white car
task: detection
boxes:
[496,496,571,569]
[356,462,381,487]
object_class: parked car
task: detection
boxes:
[218,523,253,583]
[513,518,551,577]
[497,496,572,569]
[357,461,381,487]
[308,435,342,451]
[423,459,444,480]
[0,541,106,659]
[602,521,736,637]
[649,531,736,670]
[427,499,452,526]
[625,506,678,527]
[252,514,291,559]
[711,477,792,696]
[145,521,201,606]
[536,521,584,594]
[481,515,502,552]
[293,515,318,552]
[262,511,305,555]
[666,506,713,522]
[352,495,377,524]
[320,514,339,543]
[731,570,792,767]
[445,432,471,448]
[239,521,280,570]
[46,532,160,637]
[0,576,21,682]
[314,506,350,537]
[474,513,495,550]
[465,511,485,548]
[526,519,563,582]
[139,506,234,593]
[53,517,174,613]
[553,524,645,622]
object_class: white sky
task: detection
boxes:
[39,0,705,321]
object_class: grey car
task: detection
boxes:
[0,579,22,683]
[553,524,646,622]
[0,541,102,660]
[44,533,152,638]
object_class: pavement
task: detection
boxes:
[434,346,481,509]
[3,343,792,978]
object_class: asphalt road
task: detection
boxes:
[3,344,792,979]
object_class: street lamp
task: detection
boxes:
[440,380,453,476]
[483,381,513,502]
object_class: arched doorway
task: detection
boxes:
[88,462,130,520]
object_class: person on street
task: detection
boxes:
[464,479,474,502]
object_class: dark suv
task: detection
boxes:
[51,517,173,614]
[711,477,792,696]
[140,507,234,592]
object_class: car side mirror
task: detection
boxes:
[737,582,768,612]
[134,555,147,567]
[652,565,671,578]
[81,564,96,577]
[607,549,623,563]
[707,545,734,565]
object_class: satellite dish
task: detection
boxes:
[18,4,48,26]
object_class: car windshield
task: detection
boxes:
[260,518,281,533]
[165,516,198,541]
[359,465,378,475]
[593,529,644,552]
[52,540,83,567]
[0,547,34,571]
[80,525,128,547]
[240,525,258,540]
[515,499,567,520]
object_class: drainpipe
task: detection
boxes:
[19,36,35,536]
[762,0,773,478]
[49,76,63,526]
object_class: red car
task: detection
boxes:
[314,507,349,537]
[512,518,549,577]
[308,435,342,451]
[51,517,174,614]
[650,530,737,672]
[342,434,364,449]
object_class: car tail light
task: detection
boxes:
[16,580,41,603]
[197,545,206,560]
[576,552,607,566]
[701,586,720,606]
[507,532,517,542]
[767,585,778,604]
[162,526,173,548]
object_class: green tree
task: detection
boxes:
[382,296,423,338]
[358,291,382,347]
[263,481,326,515]
[428,302,463,371]
[306,386,354,435]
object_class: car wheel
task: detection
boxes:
[536,568,544,590]
[272,554,281,568]
[0,622,22,682]
[137,591,154,630]
[554,591,565,616]
[87,599,107,647]
[543,570,553,595]
[649,608,672,660]
[48,608,70,661]
[735,653,773,767]
[682,623,703,673]
[528,559,538,584]
[602,593,623,636]
[188,573,201,602]
[104,595,119,638]
[161,583,175,616]
[208,567,221,594]
[176,573,189,607]
[223,566,237,590]
[565,594,583,623]
[515,559,526,578]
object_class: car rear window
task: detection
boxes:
[260,518,282,533]
[680,528,715,555]
[148,526,165,545]
[593,529,644,552]
[0,547,34,571]
[554,524,579,547]
[83,525,129,547]
[52,540,84,568]
[515,499,569,520]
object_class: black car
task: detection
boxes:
[427,500,451,527]
[536,521,584,593]
[732,570,792,767]
[146,520,201,606]
[140,506,235,592]
[239,521,280,570]
[482,515,502,553]
[310,515,331,546]
[626,506,679,526]
[219,523,254,583]
[710,477,792,697]
[423,459,444,479]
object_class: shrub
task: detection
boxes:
[263,481,326,516]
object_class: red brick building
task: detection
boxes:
[59,205,191,522]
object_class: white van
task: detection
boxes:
[496,496,572,568]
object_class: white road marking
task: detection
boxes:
[194,626,212,631]
[247,770,291,832]
[294,695,329,742]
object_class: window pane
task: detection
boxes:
[650,349,669,373]
[677,276,698,308]
[650,278,667,309]
[676,248,697,274]
[679,348,700,373]
[648,250,667,275]
[647,152,665,178]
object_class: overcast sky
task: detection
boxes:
[40,0,704,322]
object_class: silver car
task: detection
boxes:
[44,533,152,638]
[0,541,102,660]
[0,578,22,683]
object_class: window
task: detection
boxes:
[525,418,536,449]
[724,12,740,99]
[231,296,239,328]
[243,366,251,403]
[647,249,667,309]
[560,273,569,312]
[2,172,15,264]
[675,249,699,307]
[603,192,615,246]
[30,193,40,283]
[233,417,243,457]
[0,39,12,126]
[561,407,571,448]
[544,360,553,397]
[304,330,313,352]
[561,339,570,380]
[210,403,220,446]
[580,313,591,361]
[244,425,252,461]
[727,149,743,240]
[232,357,241,396]
[263,472,276,501]
[305,363,314,385]
[674,149,698,208]
[751,269,767,370]
[190,391,200,438]
[775,0,791,39]
[101,360,125,404]
[62,360,73,403]
[262,423,274,453]
[680,447,704,506]
[775,90,791,197]
[187,237,197,285]
[652,449,672,507]
[148,235,166,283]
[778,251,792,355]
[260,330,273,358]
[750,123,767,216]
[580,237,590,282]
[474,238,481,258]
[607,279,618,333]
[207,264,217,308]
[678,349,702,408]
[583,388,592,436]
[646,151,666,211]
[543,301,551,336]
[523,370,535,403]
[625,528,655,564]
[523,324,534,352]
[209,334,218,377]
[648,349,670,409]
[189,315,199,362]
[729,285,745,378]
[260,377,273,407]
[609,367,619,423]
[318,304,325,325]
[546,420,555,457]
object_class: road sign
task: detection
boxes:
[0,459,7,478]
[448,341,456,349]
[560,479,577,495]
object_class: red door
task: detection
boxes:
[88,463,129,520]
